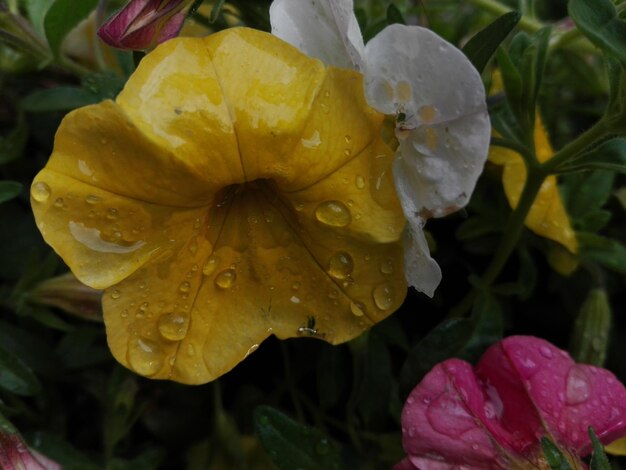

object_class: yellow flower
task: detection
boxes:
[489,114,578,255]
[31,28,407,384]
[489,73,578,257]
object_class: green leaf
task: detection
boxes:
[0,113,27,165]
[557,138,626,174]
[562,170,615,229]
[569,0,626,65]
[0,342,41,396]
[578,232,626,274]
[209,0,227,23]
[589,427,611,469]
[386,4,405,25]
[462,11,521,73]
[399,318,472,396]
[43,0,98,57]
[21,86,101,112]
[254,406,342,470]
[541,437,574,470]
[0,181,22,204]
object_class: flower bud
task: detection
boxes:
[30,272,102,322]
[97,0,193,50]
[570,288,612,366]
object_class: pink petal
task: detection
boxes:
[0,433,60,470]
[393,457,418,470]
[482,336,626,455]
[401,359,511,469]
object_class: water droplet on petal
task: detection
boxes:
[315,200,351,227]
[128,338,163,376]
[327,251,354,279]
[539,345,554,359]
[110,289,121,299]
[158,313,188,341]
[179,281,191,293]
[245,344,259,358]
[85,195,102,204]
[350,301,365,317]
[202,256,218,276]
[187,344,196,356]
[566,366,591,405]
[373,283,394,310]
[355,175,365,190]
[31,182,51,202]
[380,258,393,274]
[215,268,236,289]
[106,208,119,220]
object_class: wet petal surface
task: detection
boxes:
[32,28,407,383]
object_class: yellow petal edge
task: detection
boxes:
[489,113,578,255]
[31,28,407,384]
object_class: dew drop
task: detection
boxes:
[110,289,121,300]
[179,281,191,293]
[202,256,218,276]
[315,200,351,227]
[565,366,591,405]
[291,281,301,291]
[53,197,64,208]
[127,338,163,376]
[315,438,331,456]
[350,301,365,317]
[355,175,365,190]
[31,182,51,202]
[158,313,188,341]
[85,195,102,204]
[373,283,394,310]
[539,345,554,359]
[245,344,259,358]
[380,258,393,274]
[327,251,354,279]
[344,135,352,144]
[215,268,236,289]
[187,343,196,356]
[106,208,119,220]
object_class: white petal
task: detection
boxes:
[401,212,442,297]
[270,0,365,70]
[364,24,490,216]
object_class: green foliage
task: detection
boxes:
[463,11,521,73]
[589,427,611,470]
[541,437,574,470]
[254,406,342,470]
[43,0,98,57]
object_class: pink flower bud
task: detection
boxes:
[97,0,193,50]
[398,336,626,468]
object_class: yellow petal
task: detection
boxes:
[606,435,626,456]
[488,114,578,254]
[32,27,406,384]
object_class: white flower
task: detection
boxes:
[270,0,490,297]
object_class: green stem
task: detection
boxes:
[542,117,611,172]
[468,0,543,31]
[450,117,611,318]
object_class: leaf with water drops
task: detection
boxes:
[489,113,578,254]
[31,28,407,384]
[254,406,342,470]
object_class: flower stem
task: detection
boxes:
[541,117,611,172]
[450,117,611,318]
[468,0,544,32]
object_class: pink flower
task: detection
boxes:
[97,0,192,50]
[397,336,626,469]
[0,425,60,470]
